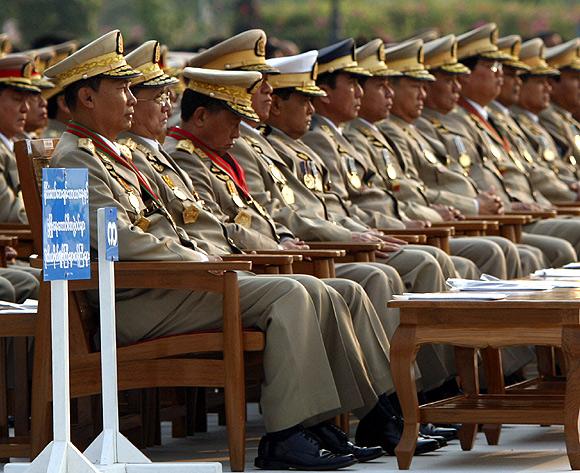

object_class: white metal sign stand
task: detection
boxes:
[7,168,98,473]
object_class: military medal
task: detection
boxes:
[386,164,397,180]
[128,192,141,212]
[281,185,295,205]
[173,188,188,200]
[234,209,252,228]
[543,149,555,162]
[348,172,362,189]
[489,143,502,160]
[423,149,437,164]
[509,152,526,172]
[182,205,200,224]
[227,180,245,207]
[269,164,284,182]
[575,134,580,151]
[458,154,471,168]
[303,173,316,189]
[569,155,577,166]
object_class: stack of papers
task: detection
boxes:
[446,278,554,292]
[534,268,580,278]
[393,292,508,301]
[0,299,37,314]
[563,262,580,269]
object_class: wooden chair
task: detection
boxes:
[15,138,272,471]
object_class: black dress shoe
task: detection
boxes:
[355,413,440,456]
[419,432,447,448]
[309,423,384,462]
[254,427,357,470]
[420,423,458,441]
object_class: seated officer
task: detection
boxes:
[0,55,37,224]
[183,31,460,293]
[44,30,440,467]
[124,40,428,460]
[164,65,445,455]
[541,39,580,168]
[439,24,580,260]
[45,30,395,470]
[511,38,578,184]
[348,38,535,279]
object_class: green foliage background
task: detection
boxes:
[1,0,578,50]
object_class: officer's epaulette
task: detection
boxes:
[357,126,374,139]
[77,137,95,156]
[176,139,195,155]
[258,124,272,136]
[210,164,230,182]
[119,144,133,161]
[120,137,137,150]
[295,151,311,161]
[320,124,332,136]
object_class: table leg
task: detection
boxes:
[562,325,580,469]
[391,324,420,470]
[455,346,479,451]
[481,347,504,445]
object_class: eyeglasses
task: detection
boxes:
[482,61,503,73]
[137,92,171,107]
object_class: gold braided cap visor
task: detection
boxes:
[131,62,179,87]
[50,51,141,88]
[522,56,560,76]
[389,54,435,80]
[0,77,41,93]
[318,56,371,76]
[201,50,279,73]
[425,50,470,74]
[357,57,402,76]
[547,52,580,71]
[269,72,327,96]
[186,79,259,121]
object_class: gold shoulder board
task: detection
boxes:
[176,139,195,155]
[78,138,95,155]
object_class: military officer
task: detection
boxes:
[435,24,580,261]
[45,30,405,469]
[511,39,578,183]
[0,55,40,223]
[541,38,580,171]
[350,37,542,278]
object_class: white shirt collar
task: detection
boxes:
[138,136,160,151]
[466,98,489,121]
[522,109,539,123]
[98,134,120,154]
[241,120,261,135]
[0,132,13,152]
[492,100,510,116]
[318,115,343,135]
[357,117,379,132]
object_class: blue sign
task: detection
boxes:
[103,207,119,262]
[42,168,91,281]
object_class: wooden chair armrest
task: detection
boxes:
[466,215,529,224]
[0,223,31,231]
[305,241,381,252]
[551,201,580,207]
[222,254,299,265]
[381,228,454,237]
[0,235,17,246]
[432,220,491,231]
[556,207,580,216]
[506,210,557,219]
[251,249,346,258]
[391,234,423,243]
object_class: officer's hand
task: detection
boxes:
[405,220,431,229]
[206,254,223,262]
[510,201,542,212]
[280,238,310,250]
[377,234,407,246]
[351,232,381,243]
[477,192,504,214]
[5,246,17,264]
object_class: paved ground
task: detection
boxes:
[1,402,570,472]
[140,404,571,472]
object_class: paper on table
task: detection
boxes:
[0,299,38,314]
[446,278,554,291]
[393,292,508,301]
[563,262,580,269]
[534,268,580,278]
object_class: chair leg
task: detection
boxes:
[0,339,9,463]
[481,348,504,446]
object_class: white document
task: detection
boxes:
[446,278,554,292]
[534,268,580,278]
[393,292,508,301]
[0,299,38,314]
[563,262,580,269]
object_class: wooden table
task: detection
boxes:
[388,289,580,470]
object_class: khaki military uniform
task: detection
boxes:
[265,125,454,390]
[511,105,578,185]
[441,104,578,264]
[52,130,390,431]
[539,103,580,177]
[42,118,67,139]
[0,138,27,223]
